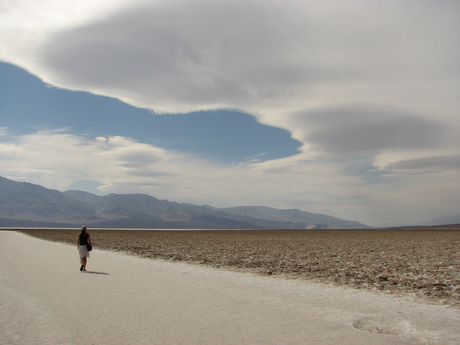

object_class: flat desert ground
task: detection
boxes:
[1,228,460,344]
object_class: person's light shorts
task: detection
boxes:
[79,245,90,259]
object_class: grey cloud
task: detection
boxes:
[31,0,460,165]
[40,1,318,108]
[119,152,162,168]
[125,170,172,178]
[386,155,460,171]
[294,106,444,157]
[38,0,435,111]
[5,0,453,118]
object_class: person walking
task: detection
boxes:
[77,226,91,271]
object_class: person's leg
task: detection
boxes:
[82,257,87,271]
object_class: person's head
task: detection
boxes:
[81,226,87,234]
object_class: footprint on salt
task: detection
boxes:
[353,316,415,336]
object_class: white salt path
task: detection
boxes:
[1,231,459,345]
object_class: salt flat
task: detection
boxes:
[1,231,459,345]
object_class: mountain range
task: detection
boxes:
[0,176,370,229]
[422,215,460,227]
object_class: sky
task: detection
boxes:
[0,0,459,227]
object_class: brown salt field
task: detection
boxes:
[16,227,460,306]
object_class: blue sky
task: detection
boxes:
[1,62,301,163]
[1,0,459,226]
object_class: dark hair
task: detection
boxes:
[80,226,87,235]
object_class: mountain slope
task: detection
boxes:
[422,215,460,226]
[63,192,289,228]
[218,206,367,229]
[0,176,100,221]
[1,176,369,229]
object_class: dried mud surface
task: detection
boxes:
[15,228,460,305]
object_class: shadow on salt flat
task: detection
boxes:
[82,271,109,275]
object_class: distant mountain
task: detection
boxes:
[218,206,367,229]
[422,215,460,226]
[0,176,368,229]
[62,191,302,228]
[0,176,100,222]
[62,190,102,204]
